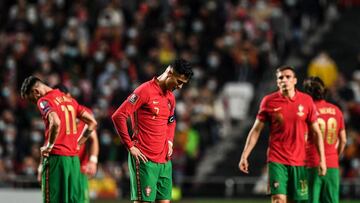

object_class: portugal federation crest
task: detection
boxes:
[297,104,304,117]
[144,186,152,197]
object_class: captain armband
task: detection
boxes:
[168,115,175,124]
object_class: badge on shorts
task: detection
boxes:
[144,186,151,197]
[273,181,279,189]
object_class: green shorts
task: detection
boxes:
[42,155,83,203]
[307,167,339,203]
[128,153,172,202]
[80,172,90,203]
[268,162,308,201]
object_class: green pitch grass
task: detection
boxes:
[93,199,360,203]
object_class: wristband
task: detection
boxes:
[89,155,98,163]
[83,129,93,138]
[47,143,54,149]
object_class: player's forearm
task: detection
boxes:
[241,132,260,160]
[338,129,347,156]
[111,111,133,149]
[89,132,99,157]
[166,121,176,143]
[315,131,326,163]
[241,119,263,160]
[47,116,60,146]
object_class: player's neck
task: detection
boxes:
[156,75,167,92]
[281,89,295,98]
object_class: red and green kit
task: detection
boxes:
[112,78,176,163]
[257,90,318,166]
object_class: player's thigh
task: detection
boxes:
[128,153,159,202]
[307,167,322,203]
[42,156,68,203]
[268,162,288,195]
[80,172,90,203]
[287,165,308,201]
[321,168,339,203]
[156,161,172,200]
[67,156,83,203]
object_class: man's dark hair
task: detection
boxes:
[20,76,43,99]
[303,76,326,101]
[53,84,69,94]
[276,65,296,77]
[171,59,194,79]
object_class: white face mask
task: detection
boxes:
[4,133,15,143]
[31,131,42,143]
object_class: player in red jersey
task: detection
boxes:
[21,76,97,203]
[54,84,99,203]
[238,66,327,203]
[303,77,346,203]
[112,59,193,203]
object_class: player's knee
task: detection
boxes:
[272,194,286,203]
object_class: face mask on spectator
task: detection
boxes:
[95,51,105,62]
[207,55,220,68]
[101,133,111,145]
[24,167,35,175]
[4,133,15,143]
[31,131,42,143]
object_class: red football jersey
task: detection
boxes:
[257,90,318,166]
[306,100,344,168]
[112,78,176,163]
[77,107,92,173]
[37,89,85,156]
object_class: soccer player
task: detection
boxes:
[303,77,346,203]
[20,76,97,203]
[54,84,100,203]
[112,59,193,203]
[238,66,327,203]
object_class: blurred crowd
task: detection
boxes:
[0,0,357,199]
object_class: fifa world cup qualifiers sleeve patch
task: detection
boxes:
[168,115,175,124]
[39,100,52,115]
[128,93,139,104]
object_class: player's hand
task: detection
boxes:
[130,146,148,163]
[318,161,327,176]
[86,162,97,177]
[168,141,173,157]
[239,158,249,174]
[37,164,42,183]
[40,146,52,157]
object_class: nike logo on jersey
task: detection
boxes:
[153,100,159,104]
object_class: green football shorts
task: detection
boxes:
[128,153,172,202]
[42,155,83,203]
[268,162,308,201]
[307,167,339,203]
[80,172,90,203]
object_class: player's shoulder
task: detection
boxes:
[263,91,279,100]
[324,101,343,113]
[135,80,153,92]
[297,90,312,99]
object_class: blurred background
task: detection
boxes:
[1,0,360,202]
